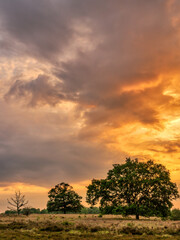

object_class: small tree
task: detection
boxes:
[47,182,83,214]
[7,191,28,215]
[86,158,179,219]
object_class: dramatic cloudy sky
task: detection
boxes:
[0,0,180,211]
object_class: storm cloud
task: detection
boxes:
[0,0,180,208]
[5,75,65,106]
[2,0,180,124]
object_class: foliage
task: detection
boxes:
[28,208,41,214]
[21,207,42,216]
[47,182,83,214]
[22,207,32,216]
[7,191,28,215]
[5,207,47,215]
[86,158,179,219]
[170,208,180,220]
[4,210,17,215]
[40,209,48,214]
[81,207,100,214]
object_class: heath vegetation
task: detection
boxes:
[0,214,179,239]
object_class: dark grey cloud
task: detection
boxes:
[2,0,179,126]
[0,0,74,60]
[0,0,180,190]
[5,75,65,106]
[0,125,123,187]
[0,100,126,186]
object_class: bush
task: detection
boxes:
[75,223,88,231]
[4,210,17,215]
[40,223,64,232]
[120,226,143,235]
[40,209,48,214]
[90,226,103,232]
[22,207,32,216]
[118,225,154,235]
[81,207,100,214]
[170,209,180,220]
[62,221,73,226]
[29,208,41,214]
[8,222,28,230]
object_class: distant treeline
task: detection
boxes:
[3,207,180,220]
[5,208,48,215]
[4,207,100,215]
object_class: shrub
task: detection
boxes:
[120,226,143,235]
[40,224,64,232]
[8,221,28,230]
[0,224,8,230]
[40,209,48,214]
[62,221,73,226]
[75,223,89,231]
[165,226,180,235]
[4,210,17,215]
[90,226,103,232]
[81,207,100,214]
[170,209,180,220]
[22,207,32,216]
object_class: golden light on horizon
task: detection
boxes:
[0,0,180,211]
[0,183,48,195]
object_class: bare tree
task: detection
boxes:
[7,191,28,215]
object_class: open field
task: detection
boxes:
[0,214,179,240]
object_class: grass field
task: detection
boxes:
[0,214,179,240]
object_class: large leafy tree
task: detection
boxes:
[47,182,83,214]
[86,158,179,219]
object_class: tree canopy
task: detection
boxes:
[86,158,179,219]
[47,182,83,214]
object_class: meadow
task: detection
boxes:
[0,214,179,240]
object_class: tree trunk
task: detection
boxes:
[63,209,66,214]
[136,214,139,220]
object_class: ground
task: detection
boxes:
[0,214,179,240]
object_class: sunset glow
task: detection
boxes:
[0,0,180,211]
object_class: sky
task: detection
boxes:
[0,0,180,212]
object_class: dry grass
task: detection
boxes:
[0,214,179,240]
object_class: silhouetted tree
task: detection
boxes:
[87,158,179,219]
[7,191,28,215]
[47,182,83,214]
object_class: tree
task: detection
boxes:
[7,191,28,215]
[86,158,179,219]
[47,182,83,214]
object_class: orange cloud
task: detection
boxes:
[0,0,180,209]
